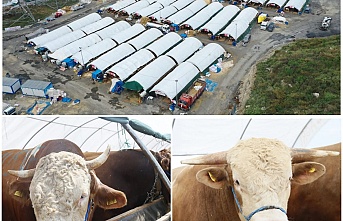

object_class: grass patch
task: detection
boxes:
[244,35,340,115]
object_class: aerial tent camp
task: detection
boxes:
[165,0,207,25]
[41,30,86,53]
[165,37,203,64]
[107,0,137,12]
[28,26,72,47]
[80,17,115,35]
[149,5,178,21]
[95,21,131,40]
[133,2,164,18]
[284,0,307,12]
[67,13,102,31]
[110,24,146,45]
[145,32,182,57]
[170,0,194,10]
[127,28,163,51]
[119,0,150,15]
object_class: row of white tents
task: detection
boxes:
[251,0,309,12]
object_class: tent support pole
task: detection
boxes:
[121,123,171,193]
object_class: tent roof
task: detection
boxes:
[80,17,114,35]
[127,28,163,51]
[150,62,199,99]
[106,49,155,81]
[165,37,203,64]
[166,0,207,24]
[67,13,102,31]
[125,55,176,91]
[110,24,146,45]
[29,26,72,47]
[120,0,150,14]
[107,0,136,11]
[219,21,249,39]
[170,0,194,10]
[95,21,131,40]
[42,29,86,53]
[249,0,268,4]
[157,0,176,7]
[145,32,182,57]
[149,5,178,20]
[199,5,240,35]
[89,43,136,71]
[186,43,225,72]
[134,2,164,17]
[181,2,223,30]
[267,0,288,7]
[234,7,258,25]
[285,0,307,11]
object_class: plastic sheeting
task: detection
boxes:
[42,29,86,53]
[111,24,146,45]
[145,32,182,57]
[107,49,155,81]
[199,5,240,35]
[29,26,72,47]
[170,0,194,10]
[234,7,258,24]
[124,55,176,91]
[80,17,114,35]
[67,13,102,31]
[107,0,137,11]
[120,0,150,15]
[150,62,199,99]
[166,37,203,64]
[134,2,164,17]
[89,43,136,71]
[127,28,163,51]
[181,2,223,30]
[166,0,207,24]
[284,0,307,11]
[186,43,225,72]
[149,5,178,21]
[95,21,131,40]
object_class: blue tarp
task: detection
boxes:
[205,79,218,92]
[92,69,102,79]
[111,80,124,94]
[62,58,76,68]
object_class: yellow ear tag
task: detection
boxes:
[107,198,117,205]
[208,171,217,182]
[14,190,23,197]
[309,168,316,173]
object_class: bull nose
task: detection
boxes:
[250,209,288,221]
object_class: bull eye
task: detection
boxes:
[235,180,240,186]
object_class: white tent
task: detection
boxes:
[157,0,176,7]
[49,34,102,61]
[80,17,114,35]
[284,0,307,11]
[95,21,131,40]
[110,24,146,44]
[249,0,268,4]
[172,118,341,168]
[150,62,199,99]
[107,0,137,12]
[149,5,178,21]
[234,7,258,25]
[267,0,288,8]
[181,2,223,30]
[145,32,182,57]
[42,30,86,53]
[134,2,164,17]
[127,28,163,50]
[186,43,225,72]
[67,13,102,31]
[166,0,207,24]
[124,55,176,91]
[219,21,249,39]
[72,38,117,65]
[166,37,203,64]
[170,0,194,10]
[199,5,240,35]
[89,43,136,71]
[106,49,155,81]
[2,116,172,152]
[29,26,72,47]
[120,0,150,15]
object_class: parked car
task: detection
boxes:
[242,33,251,43]
[267,22,275,32]
[46,17,55,22]
[304,5,311,13]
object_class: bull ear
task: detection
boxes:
[196,167,228,189]
[292,162,326,185]
[94,182,127,210]
[9,180,32,206]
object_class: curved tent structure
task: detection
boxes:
[219,21,249,40]
[249,0,268,4]
[157,0,176,6]
[284,0,307,11]
[134,2,164,17]
[234,7,258,24]
[106,49,155,81]
[181,2,223,30]
[145,32,182,57]
[95,21,131,40]
[107,0,137,12]
[89,43,136,71]
[166,37,203,64]
[266,0,288,8]
[72,38,117,65]
[49,34,102,61]
[110,24,146,45]
[42,30,86,53]
[127,28,163,51]
[186,43,225,72]
[124,55,176,92]
[120,0,150,15]
[80,17,114,35]
[165,0,207,24]
[170,0,194,10]
[28,26,72,47]
[199,5,240,35]
[150,62,199,99]
[149,5,178,21]
[67,13,102,31]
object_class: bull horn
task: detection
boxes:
[8,168,35,178]
[86,145,111,169]
[181,151,228,165]
[292,148,340,163]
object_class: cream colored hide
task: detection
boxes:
[182,138,339,221]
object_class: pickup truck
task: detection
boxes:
[178,79,206,110]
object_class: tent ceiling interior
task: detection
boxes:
[2,116,172,152]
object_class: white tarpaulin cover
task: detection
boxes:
[149,5,178,20]
[127,28,163,50]
[29,26,72,47]
[150,62,199,99]
[267,0,288,7]
[107,0,136,11]
[67,13,102,31]
[72,38,117,65]
[166,0,207,24]
[2,116,172,152]
[80,17,114,35]
[42,30,86,53]
[234,7,258,25]
[219,21,249,39]
[170,0,194,10]
[249,0,268,4]
[89,43,136,71]
[166,37,203,64]
[120,0,150,14]
[125,55,176,91]
[111,24,146,44]
[106,49,155,81]
[146,32,182,57]
[95,21,131,40]
[181,2,223,30]
[49,34,102,61]
[157,0,176,6]
[285,0,307,11]
[199,5,240,35]
[186,43,225,72]
[134,2,164,17]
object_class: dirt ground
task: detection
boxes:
[2,0,340,115]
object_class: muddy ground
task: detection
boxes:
[2,0,340,115]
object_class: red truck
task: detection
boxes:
[178,79,206,110]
